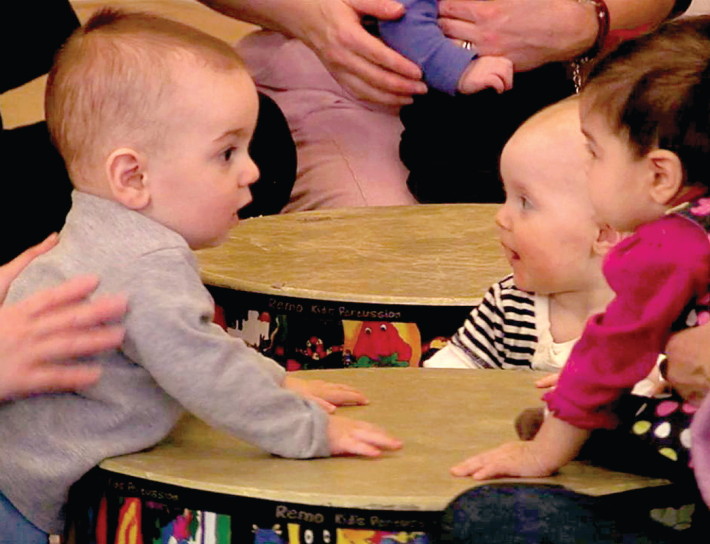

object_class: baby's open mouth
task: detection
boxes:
[501,242,520,261]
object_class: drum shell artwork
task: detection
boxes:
[198,205,509,369]
[208,287,472,370]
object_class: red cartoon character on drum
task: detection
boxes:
[352,322,413,367]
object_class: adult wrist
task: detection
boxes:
[571,0,610,90]
[577,0,610,62]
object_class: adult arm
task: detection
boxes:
[198,0,427,105]
[437,0,677,72]
[665,323,710,406]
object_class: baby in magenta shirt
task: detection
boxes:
[453,16,710,486]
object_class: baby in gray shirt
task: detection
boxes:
[0,9,401,541]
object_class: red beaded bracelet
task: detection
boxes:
[582,0,611,60]
[572,0,611,91]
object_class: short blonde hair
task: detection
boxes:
[46,8,246,181]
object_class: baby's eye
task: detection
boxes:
[520,196,531,209]
[222,147,236,162]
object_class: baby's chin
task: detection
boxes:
[511,272,544,294]
[513,276,531,292]
[189,230,232,251]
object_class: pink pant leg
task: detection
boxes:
[236,31,416,211]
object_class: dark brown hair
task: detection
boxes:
[583,15,710,188]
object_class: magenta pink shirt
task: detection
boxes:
[544,213,710,429]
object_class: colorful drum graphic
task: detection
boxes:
[196,205,509,370]
[69,369,678,544]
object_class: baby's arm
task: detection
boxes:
[379,0,476,95]
[284,378,402,456]
[328,415,403,457]
[283,375,369,413]
[451,415,589,479]
[458,56,514,94]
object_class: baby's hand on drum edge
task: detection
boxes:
[452,416,588,479]
[535,373,559,389]
[328,415,403,457]
[450,440,554,480]
[284,376,369,413]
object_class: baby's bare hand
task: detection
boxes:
[328,415,403,457]
[458,55,514,94]
[283,376,369,413]
[450,440,553,480]
[535,373,559,389]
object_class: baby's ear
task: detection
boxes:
[105,148,150,210]
[647,149,684,206]
[593,224,624,256]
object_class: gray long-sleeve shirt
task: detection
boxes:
[0,191,329,533]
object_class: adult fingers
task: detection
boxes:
[439,17,481,46]
[348,0,406,21]
[0,234,59,301]
[438,0,482,23]
[16,275,104,319]
[337,71,420,105]
[27,293,127,338]
[32,325,125,362]
[9,363,102,399]
[312,13,425,102]
[347,31,422,82]
[324,43,425,104]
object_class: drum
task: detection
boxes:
[196,205,509,370]
[69,369,678,543]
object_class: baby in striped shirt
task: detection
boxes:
[426,96,620,377]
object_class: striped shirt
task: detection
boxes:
[425,275,574,371]
[451,275,536,368]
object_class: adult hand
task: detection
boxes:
[203,0,426,104]
[664,324,710,406]
[438,0,598,71]
[299,0,427,104]
[0,234,58,301]
[0,236,127,401]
